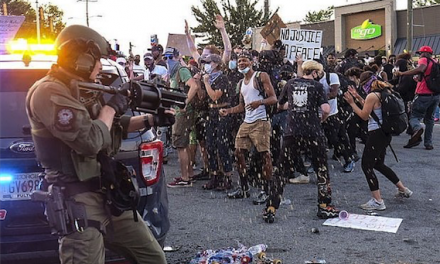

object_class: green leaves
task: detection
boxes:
[191,0,274,47]
[2,0,65,40]
[303,5,334,24]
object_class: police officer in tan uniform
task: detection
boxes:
[25,25,169,264]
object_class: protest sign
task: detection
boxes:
[0,16,25,52]
[260,13,286,45]
[323,213,403,233]
[165,33,195,57]
[279,28,323,61]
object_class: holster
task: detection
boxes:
[31,183,105,237]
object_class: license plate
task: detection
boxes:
[0,173,41,201]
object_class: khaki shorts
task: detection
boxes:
[172,110,195,148]
[235,119,271,152]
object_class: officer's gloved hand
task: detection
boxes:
[107,93,129,116]
[153,108,176,127]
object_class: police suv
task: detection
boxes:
[0,47,170,263]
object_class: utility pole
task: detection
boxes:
[406,0,413,53]
[77,0,97,27]
[264,0,270,17]
[2,2,7,15]
[36,0,41,44]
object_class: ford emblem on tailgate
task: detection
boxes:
[9,142,35,153]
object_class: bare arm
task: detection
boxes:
[260,72,277,105]
[328,83,339,99]
[127,114,153,132]
[185,20,200,61]
[320,103,330,122]
[214,15,232,63]
[398,63,427,76]
[185,77,199,104]
[220,93,245,116]
[344,92,380,121]
[203,74,223,102]
[98,106,116,130]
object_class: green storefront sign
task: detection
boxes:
[351,19,382,40]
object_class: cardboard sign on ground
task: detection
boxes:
[323,213,403,233]
[165,34,195,57]
[260,13,286,45]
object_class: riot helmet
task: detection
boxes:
[55,25,111,79]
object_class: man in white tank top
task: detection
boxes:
[219,51,279,223]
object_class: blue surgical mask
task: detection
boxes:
[238,67,250,74]
[204,64,213,74]
[229,60,237,70]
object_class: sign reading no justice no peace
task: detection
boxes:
[280,28,323,61]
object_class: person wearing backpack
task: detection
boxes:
[343,80,413,211]
[395,46,440,150]
[219,51,278,223]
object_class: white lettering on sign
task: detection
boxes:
[353,28,376,38]
[279,28,323,61]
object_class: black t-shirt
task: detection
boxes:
[279,78,328,137]
[209,74,230,105]
[226,70,244,107]
[383,63,394,81]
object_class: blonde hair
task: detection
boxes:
[302,60,323,75]
[371,80,392,91]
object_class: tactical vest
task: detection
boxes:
[26,70,115,183]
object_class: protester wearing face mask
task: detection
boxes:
[200,54,234,191]
[219,51,278,223]
[226,52,244,149]
[277,60,341,219]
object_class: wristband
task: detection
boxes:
[260,99,264,105]
[143,115,152,130]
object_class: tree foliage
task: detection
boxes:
[303,5,334,24]
[414,0,440,7]
[1,0,65,40]
[191,0,276,47]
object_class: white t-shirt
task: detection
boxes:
[319,72,340,116]
[143,65,168,81]
[132,64,146,77]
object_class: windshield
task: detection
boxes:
[0,69,48,137]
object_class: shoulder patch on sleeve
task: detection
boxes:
[54,107,77,132]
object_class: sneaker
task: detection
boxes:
[425,145,434,150]
[167,178,192,188]
[192,170,210,181]
[289,174,310,184]
[263,206,276,223]
[343,160,355,173]
[352,153,361,162]
[404,128,424,148]
[216,179,233,191]
[253,191,269,205]
[317,204,340,219]
[227,187,250,199]
[360,198,386,211]
[395,187,413,198]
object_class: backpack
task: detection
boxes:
[370,88,408,162]
[237,71,276,118]
[372,88,408,136]
[425,59,440,94]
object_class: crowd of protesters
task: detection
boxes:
[113,15,439,224]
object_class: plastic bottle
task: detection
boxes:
[247,244,267,256]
